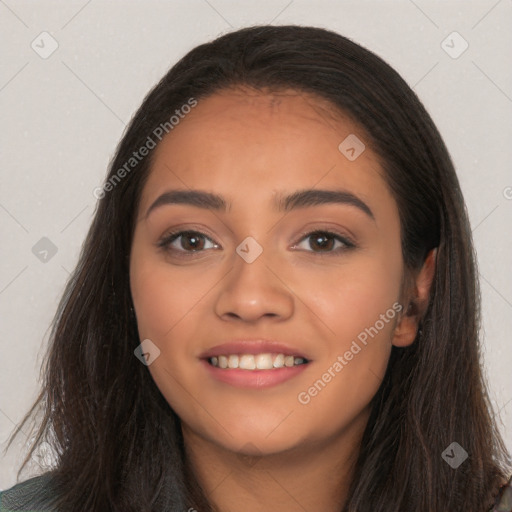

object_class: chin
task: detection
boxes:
[191,417,305,456]
[228,434,303,459]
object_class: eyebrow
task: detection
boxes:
[145,188,374,220]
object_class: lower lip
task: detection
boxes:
[201,359,309,389]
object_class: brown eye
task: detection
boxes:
[294,230,355,253]
[309,232,335,251]
[158,231,219,252]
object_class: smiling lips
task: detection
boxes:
[200,340,311,388]
[200,340,311,368]
[209,353,307,370]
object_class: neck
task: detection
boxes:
[182,412,368,512]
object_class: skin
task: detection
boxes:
[129,88,435,512]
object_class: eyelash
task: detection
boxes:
[157,229,356,257]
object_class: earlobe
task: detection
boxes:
[392,248,437,347]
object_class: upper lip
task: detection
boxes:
[199,339,311,360]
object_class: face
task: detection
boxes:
[129,88,406,457]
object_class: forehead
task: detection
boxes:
[184,87,344,124]
[139,88,391,214]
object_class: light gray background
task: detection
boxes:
[1,0,511,490]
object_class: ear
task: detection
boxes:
[392,248,437,347]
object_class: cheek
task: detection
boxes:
[293,290,398,438]
[130,265,178,340]
[129,254,207,413]
[130,250,209,342]
[130,256,221,442]
[290,254,402,412]
[294,254,402,344]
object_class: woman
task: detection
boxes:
[1,25,511,511]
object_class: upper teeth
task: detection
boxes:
[209,353,306,370]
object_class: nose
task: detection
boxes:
[213,248,295,324]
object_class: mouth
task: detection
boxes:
[199,340,312,388]
[208,353,309,370]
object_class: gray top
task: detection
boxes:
[0,473,56,511]
[2,472,511,511]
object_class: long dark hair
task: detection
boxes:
[6,25,510,511]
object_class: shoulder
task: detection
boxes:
[491,475,512,512]
[0,472,56,511]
